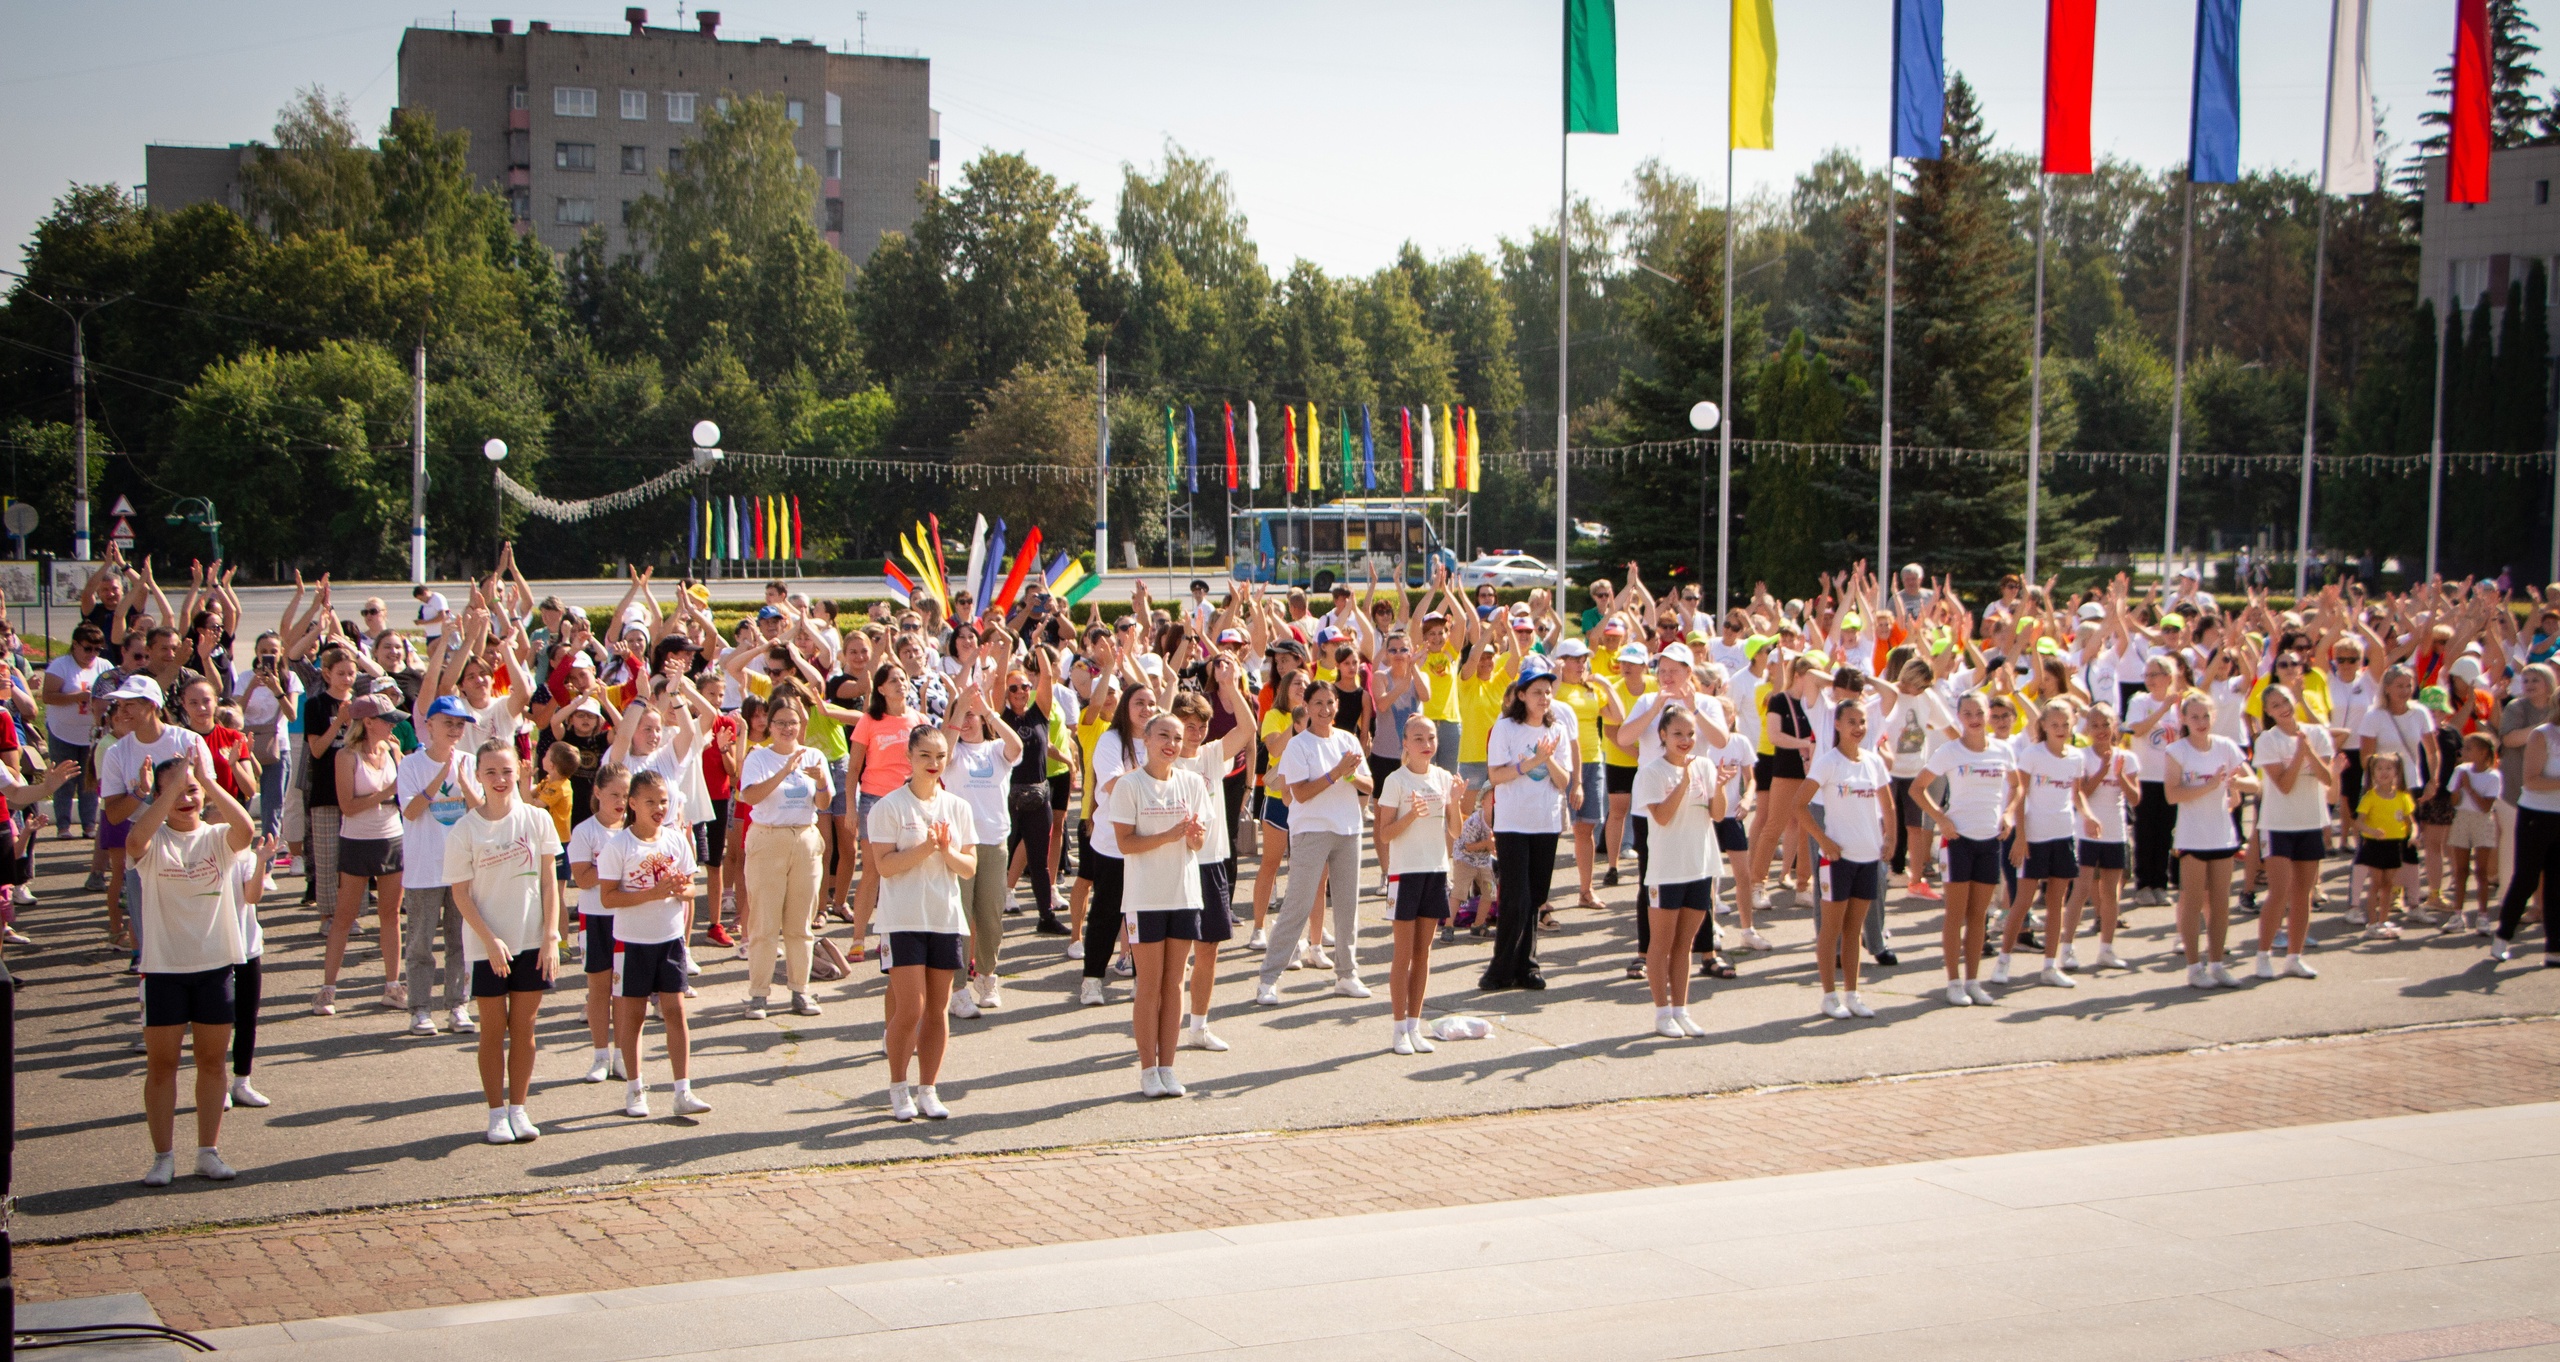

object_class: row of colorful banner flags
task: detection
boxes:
[1154,401,1487,496]
[689,494,804,562]
[881,512,1098,617]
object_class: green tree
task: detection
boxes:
[950,366,1101,547]
[238,87,381,241]
[1742,330,1849,596]
[171,341,414,571]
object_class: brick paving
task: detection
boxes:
[23,1017,2560,1333]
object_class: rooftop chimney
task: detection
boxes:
[490,17,513,32]
[624,6,646,33]
[528,19,550,32]
[697,9,719,36]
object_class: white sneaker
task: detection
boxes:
[1844,992,1875,1019]
[1184,1023,1229,1051]
[979,979,1005,1009]
[914,1084,950,1120]
[2096,944,2125,971]
[791,992,822,1016]
[2060,944,2081,972]
[2345,905,2367,926]
[195,1148,236,1181]
[1946,981,1973,1006]
[949,988,981,1019]
[2206,962,2239,988]
[1820,992,1850,1020]
[890,1082,919,1120]
[229,1076,270,1108]
[1157,1069,1186,1097]
[2039,964,2076,989]
[1245,928,1268,952]
[1308,945,1334,972]
[408,1011,438,1038]
[684,949,703,977]
[2186,963,2211,989]
[2285,955,2320,978]
[508,1107,541,1141]
[583,1052,614,1083]
[1064,935,1084,960]
[486,1110,517,1144]
[1655,1008,1685,1038]
[1396,1025,1418,1054]
[2254,953,2278,980]
[623,1080,652,1118]
[142,1152,176,1187]
[1079,978,1106,1006]
[452,1006,478,1034]
[1138,1067,1165,1099]
[1412,1024,1438,1051]
[1334,975,1372,999]
[2492,937,2517,962]
[1989,954,2012,985]
[741,997,769,1021]
[1741,928,1773,952]
[1674,1008,1706,1037]
[1255,983,1280,1006]
[674,1086,710,1115]
[1965,980,1996,1006]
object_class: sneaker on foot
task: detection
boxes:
[142,1152,175,1187]
[1675,1008,1706,1038]
[1110,952,1135,978]
[890,1083,919,1120]
[1844,993,1875,1019]
[791,992,822,1016]
[673,1087,710,1116]
[1158,1069,1186,1097]
[1945,981,1973,1007]
[2060,945,2081,972]
[1137,1068,1165,1099]
[706,923,736,948]
[1079,977,1106,1006]
[1820,992,1850,1020]
[2492,936,2517,962]
[508,1107,541,1141]
[2096,944,2125,971]
[1187,1023,1230,1051]
[1909,879,1943,901]
[2206,961,2239,988]
[408,1011,438,1038]
[196,1148,236,1180]
[1396,1026,1419,1053]
[1740,927,1773,952]
[1655,1009,1684,1039]
[2039,964,2076,989]
[229,1076,270,1108]
[623,1081,652,1119]
[742,997,769,1021]
[2285,955,2320,979]
[1308,945,1334,972]
[452,1006,477,1034]
[486,1110,516,1144]
[914,1084,949,1119]
[2254,953,2278,980]
[1245,928,1268,952]
[949,988,981,1019]
[2186,962,2211,989]
[1334,975,1372,999]
[980,980,1005,1009]
[1965,980,1996,1006]
[583,1052,614,1083]
[2366,922,2402,941]
[1989,954,2012,986]
[1255,983,1280,1006]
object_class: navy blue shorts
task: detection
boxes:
[1654,877,1716,913]
[1261,791,1290,832]
[472,947,550,998]
[2353,837,2408,871]
[1196,862,1235,942]
[143,966,235,1028]
[2264,828,2325,862]
[2077,839,2127,872]
[2181,844,2241,864]
[1946,836,2004,886]
[2022,838,2079,882]
[1393,870,1450,920]
[1821,858,1882,903]
[1133,909,1206,943]
[583,911,618,974]
[617,938,687,997]
[1714,817,1750,854]
[887,929,965,970]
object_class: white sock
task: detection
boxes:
[592,1046,611,1065]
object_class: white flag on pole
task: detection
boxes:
[1419,404,1436,492]
[2321,0,2375,195]
[1246,401,1261,490]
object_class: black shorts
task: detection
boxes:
[1768,748,1807,782]
[1893,776,1926,830]
[1714,816,1750,854]
[2022,837,2079,881]
[583,912,618,974]
[1367,753,1402,791]
[1196,861,1235,941]
[1946,836,2004,886]
[1132,909,1206,943]
[2180,844,2240,863]
[338,834,403,879]
[143,966,235,1027]
[2339,761,2365,824]
[617,938,686,997]
[2264,828,2326,863]
[695,800,730,868]
[2077,839,2128,872]
[472,947,550,997]
[887,929,965,969]
[2354,836,2410,871]
[1654,877,1716,913]
[1393,870,1450,920]
[1048,771,1071,812]
[1605,763,1638,795]
[1754,751,1776,792]
[1820,858,1882,903]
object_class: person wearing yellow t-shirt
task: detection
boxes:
[1552,640,1611,910]
[1600,640,1651,889]
[1417,611,1463,774]
[1455,632,1523,812]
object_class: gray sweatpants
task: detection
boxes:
[1259,830,1362,988]
[402,886,465,1012]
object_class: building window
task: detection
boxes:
[507,129,531,167]
[2454,258,2492,307]
[555,142,596,171]
[509,189,531,221]
[622,199,640,225]
[667,147,687,174]
[825,92,841,126]
[665,91,696,123]
[620,145,647,174]
[556,196,595,225]
[2541,180,2552,206]
[786,98,805,126]
[825,147,841,178]
[825,198,844,233]
[716,94,732,114]
[553,86,597,117]
[620,88,647,120]
[510,85,528,111]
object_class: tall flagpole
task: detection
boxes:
[2164,177,2196,583]
[2429,301,2448,580]
[1878,158,1897,584]
[2296,194,2330,598]
[2025,172,2050,581]
[1717,141,1736,616]
[1556,133,1572,587]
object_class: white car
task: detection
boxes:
[1457,553,1561,590]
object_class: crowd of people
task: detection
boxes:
[36,543,2560,1185]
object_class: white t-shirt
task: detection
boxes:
[1621,689,1700,769]
[238,668,302,734]
[2124,692,2184,781]
[865,785,977,935]
[1711,733,1756,816]
[739,744,831,825]
[1087,730,1139,857]
[1633,756,1723,886]
[2083,745,2136,842]
[2207,679,2251,744]
[442,803,561,963]
[234,851,265,959]
[2015,740,2089,844]
[1880,688,1951,780]
[946,737,1014,845]
[2330,670,2379,739]
[42,654,109,746]
[1486,713,1577,834]
[134,820,248,974]
[1178,748,1237,862]
[396,748,482,891]
[1807,747,1893,863]
[568,816,618,917]
[1378,763,1456,875]
[457,695,514,760]
[2167,735,2249,850]
[100,726,208,807]
[1276,725,1366,836]
[2357,705,2436,783]
[2451,763,2505,812]
[598,822,698,944]
[624,743,693,826]
[2253,726,2336,833]
[1106,766,1213,912]
[1924,737,2016,841]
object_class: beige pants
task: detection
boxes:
[745,821,824,998]
[961,843,1007,976]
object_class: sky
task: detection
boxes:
[0,0,2539,279]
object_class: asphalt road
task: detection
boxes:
[13,824,2554,1243]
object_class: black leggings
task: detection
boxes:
[1082,852,1125,979]
[232,955,263,1076]
[2499,806,2560,946]
[1006,785,1055,914]
[2135,780,2174,890]
[1485,831,1559,985]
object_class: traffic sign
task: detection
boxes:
[108,516,134,547]
[107,495,135,518]
[4,502,37,537]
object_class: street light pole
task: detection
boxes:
[22,291,126,562]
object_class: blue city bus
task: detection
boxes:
[1230,499,1460,592]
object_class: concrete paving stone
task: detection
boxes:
[1708,1293,2325,1362]
[2016,1221,2477,1313]
[1164,1248,1743,1348]
[215,1287,883,1362]
[2097,1162,2560,1240]
[2206,1258,2560,1340]
[668,1301,1236,1362]
[2365,1200,2560,1260]
[1417,1263,2031,1361]
[1164,1330,1475,1362]
[1671,1201,2183,1289]
[1912,1130,2440,1210]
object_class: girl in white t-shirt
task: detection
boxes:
[1634,705,1725,1039]
[2065,705,2142,972]
[1168,664,1258,1053]
[1109,714,1213,1098]
[568,764,630,1083]
[865,726,977,1121]
[2446,731,2504,933]
[1797,702,1894,1020]
[1913,693,2011,1006]
[2007,701,2097,991]
[2165,693,2259,989]
[443,741,565,1145]
[2251,685,2336,978]
[130,756,257,1187]
[1375,715,1460,1055]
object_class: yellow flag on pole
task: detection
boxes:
[1306,405,1322,490]
[1465,407,1483,492]
[1731,0,1777,150]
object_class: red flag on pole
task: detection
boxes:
[1283,404,1300,492]
[2042,0,2096,174]
[2449,0,2493,203]
[1222,403,1239,490]
[792,495,805,558]
[1398,408,1413,494]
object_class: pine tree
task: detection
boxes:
[2453,293,2496,452]
[1741,330,1848,596]
[2501,262,2553,451]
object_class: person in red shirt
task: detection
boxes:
[175,677,255,804]
[697,672,744,946]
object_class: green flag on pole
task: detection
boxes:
[1565,0,1619,134]
[1164,406,1179,490]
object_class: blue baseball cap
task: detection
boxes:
[424,694,475,722]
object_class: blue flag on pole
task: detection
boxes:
[1185,406,1199,495]
[1890,0,1945,160]
[688,497,699,561]
[1361,405,1376,491]
[2188,0,2243,184]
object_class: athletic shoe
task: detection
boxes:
[2286,955,2319,979]
[1909,879,1942,901]
[1137,1068,1165,1100]
[2492,937,2516,962]
[382,981,409,1010]
[914,1085,950,1119]
[1110,952,1135,978]
[2039,965,2076,989]
[1820,992,1850,1020]
[2345,905,2367,926]
[682,983,699,999]
[141,1152,176,1187]
[1034,915,1072,937]
[1255,983,1280,1006]
[1396,1025,1419,1054]
[2096,944,2125,971]
[791,992,822,1016]
[741,997,768,1021]
[673,1087,711,1116]
[979,979,1005,1009]
[1412,1025,1439,1051]
[706,923,735,948]
[1063,935,1083,960]
[1334,976,1372,999]
[2186,963,2211,989]
[891,1082,920,1120]
[1844,993,1875,1019]
[1988,954,2012,986]
[1157,1069,1186,1097]
[1605,866,1620,888]
[1965,980,1996,1006]
[1740,928,1773,952]
[508,1107,540,1142]
[584,1052,615,1083]
[310,986,337,1017]
[1945,981,1973,1007]
[228,1076,269,1108]
[196,1148,236,1180]
[2206,961,2238,988]
[2366,922,2402,941]
[2254,953,2279,980]
[486,1110,516,1144]
[949,988,981,1019]
[2060,945,2081,972]
[1674,1009,1705,1038]
[623,1081,651,1118]
[1184,1023,1229,1051]
[1245,928,1267,952]
[1655,1009,1684,1039]
[83,871,104,892]
[408,1011,439,1038]
[1079,978,1106,1006]
[1307,945,1334,972]
[1873,948,1900,967]
[452,1006,477,1034]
